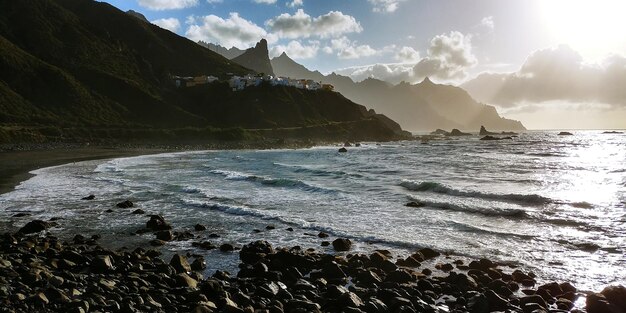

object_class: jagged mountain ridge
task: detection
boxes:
[231,39,274,76]
[197,41,245,60]
[270,52,525,132]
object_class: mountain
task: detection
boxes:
[197,41,245,60]
[271,53,525,132]
[0,0,407,143]
[126,10,148,23]
[231,39,274,76]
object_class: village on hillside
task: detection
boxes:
[171,74,335,92]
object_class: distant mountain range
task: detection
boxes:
[0,0,407,143]
[205,42,525,132]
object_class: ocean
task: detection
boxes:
[1,131,624,292]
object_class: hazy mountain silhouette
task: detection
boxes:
[271,53,525,132]
[232,39,274,76]
[125,10,149,23]
[198,41,245,60]
[0,0,407,142]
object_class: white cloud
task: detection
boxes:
[325,36,379,59]
[206,0,223,3]
[481,16,494,30]
[368,0,406,13]
[336,63,415,83]
[463,45,626,108]
[287,0,303,7]
[137,0,198,10]
[266,9,362,39]
[395,46,420,63]
[253,0,277,3]
[151,17,181,32]
[185,13,275,49]
[413,31,477,80]
[270,40,319,59]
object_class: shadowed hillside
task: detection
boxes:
[0,0,407,143]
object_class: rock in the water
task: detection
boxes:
[116,200,134,208]
[81,195,95,200]
[131,209,145,214]
[558,131,573,136]
[156,230,174,241]
[405,201,425,208]
[449,129,471,136]
[18,220,50,234]
[332,238,352,251]
[338,147,348,153]
[175,273,198,288]
[586,292,621,313]
[146,215,172,231]
[220,243,235,252]
[170,254,191,273]
[194,224,207,231]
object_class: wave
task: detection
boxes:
[209,169,337,193]
[181,186,202,194]
[406,196,528,218]
[400,180,553,206]
[272,163,364,178]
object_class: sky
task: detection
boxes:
[101,0,626,129]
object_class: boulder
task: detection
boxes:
[18,220,50,234]
[558,131,573,136]
[131,209,145,214]
[338,147,348,153]
[156,230,174,241]
[92,255,115,273]
[174,273,198,288]
[194,224,207,231]
[116,200,134,208]
[332,238,352,251]
[146,215,172,231]
[586,292,621,313]
[479,126,496,136]
[601,285,626,312]
[170,254,191,273]
[405,201,425,208]
[81,195,95,200]
[430,129,450,136]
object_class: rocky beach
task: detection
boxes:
[1,210,626,313]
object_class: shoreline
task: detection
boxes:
[0,139,333,195]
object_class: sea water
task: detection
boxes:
[1,131,624,291]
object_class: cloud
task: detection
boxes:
[151,17,181,32]
[413,31,477,80]
[480,16,494,30]
[287,0,303,7]
[253,0,277,3]
[324,36,379,59]
[206,0,223,3]
[463,45,626,108]
[137,0,198,10]
[270,40,319,59]
[368,0,406,13]
[336,63,415,84]
[185,13,274,49]
[395,46,420,63]
[266,9,362,39]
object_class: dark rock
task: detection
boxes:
[338,147,348,153]
[364,298,388,313]
[131,209,145,214]
[405,201,425,208]
[520,294,547,309]
[170,254,191,273]
[332,238,352,251]
[220,243,235,252]
[558,131,573,136]
[156,230,174,241]
[81,195,95,200]
[194,224,207,231]
[318,232,329,238]
[174,273,198,288]
[92,255,115,273]
[449,129,471,136]
[266,225,275,230]
[396,256,421,268]
[338,292,364,308]
[416,247,439,260]
[385,270,413,284]
[150,239,166,246]
[18,220,50,234]
[601,285,626,312]
[191,257,207,271]
[116,200,134,208]
[193,241,216,250]
[146,215,172,231]
[321,241,330,247]
[485,289,509,311]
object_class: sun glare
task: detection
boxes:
[540,0,626,61]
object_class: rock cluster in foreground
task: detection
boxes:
[1,229,625,313]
